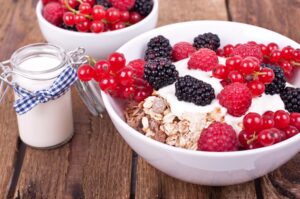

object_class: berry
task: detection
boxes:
[279,61,293,79]
[263,111,275,119]
[225,56,242,71]
[212,64,229,79]
[96,0,112,8]
[262,64,286,95]
[75,17,91,32]
[269,50,281,63]
[172,42,196,61]
[131,0,153,16]
[82,0,95,6]
[238,130,253,148]
[259,44,269,56]
[63,12,75,26]
[246,141,262,150]
[144,58,178,90]
[239,58,257,75]
[110,0,135,11]
[198,122,238,152]
[120,11,130,22]
[292,49,300,62]
[258,128,280,146]
[42,0,58,5]
[243,112,262,133]
[261,116,275,129]
[129,11,142,24]
[99,76,118,92]
[258,67,275,84]
[123,86,136,98]
[247,80,265,96]
[280,87,300,113]
[223,44,234,57]
[266,42,279,54]
[128,59,146,78]
[94,60,111,80]
[134,87,152,102]
[193,33,220,51]
[281,46,294,60]
[117,67,134,86]
[274,110,290,129]
[79,2,92,14]
[42,2,64,26]
[77,64,95,81]
[106,7,121,23]
[108,52,126,72]
[218,82,252,117]
[283,125,299,138]
[175,75,215,106]
[290,113,300,130]
[90,21,105,33]
[231,43,263,61]
[228,71,245,83]
[61,0,79,8]
[144,35,172,61]
[112,22,126,30]
[187,48,218,71]
[92,5,107,20]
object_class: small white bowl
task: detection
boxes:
[36,0,158,59]
[101,21,300,186]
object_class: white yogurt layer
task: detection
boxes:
[156,57,285,132]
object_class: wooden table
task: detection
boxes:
[0,0,300,198]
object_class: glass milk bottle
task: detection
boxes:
[9,43,74,148]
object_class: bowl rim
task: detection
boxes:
[102,20,300,157]
[36,0,159,37]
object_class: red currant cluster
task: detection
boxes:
[219,42,300,79]
[77,52,153,102]
[212,56,275,97]
[238,111,300,149]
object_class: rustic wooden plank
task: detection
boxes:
[228,0,300,198]
[136,1,256,199]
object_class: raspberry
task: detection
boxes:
[144,58,178,90]
[193,33,220,51]
[144,35,172,61]
[175,75,215,106]
[131,0,153,16]
[128,59,146,78]
[42,2,64,26]
[218,82,252,117]
[187,48,218,71]
[172,42,196,61]
[280,87,300,113]
[231,43,263,61]
[110,0,135,11]
[198,122,238,152]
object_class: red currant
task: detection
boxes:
[283,125,299,138]
[108,52,126,72]
[247,80,265,97]
[239,58,257,75]
[259,44,269,56]
[246,140,262,150]
[258,68,275,84]
[269,50,281,63]
[63,12,75,26]
[123,86,136,98]
[258,128,279,146]
[225,56,242,71]
[290,112,300,130]
[223,44,234,57]
[262,111,275,119]
[281,46,294,60]
[112,22,126,30]
[243,112,263,133]
[129,11,142,24]
[274,110,290,129]
[279,61,293,78]
[135,89,149,102]
[74,14,86,24]
[238,130,253,148]
[90,21,105,33]
[292,49,300,62]
[99,76,118,92]
[261,116,275,130]
[120,11,130,22]
[216,49,224,57]
[278,130,287,142]
[117,67,134,86]
[77,64,95,81]
[106,8,121,23]
[79,2,92,15]
[212,64,229,79]
[62,0,79,8]
[94,60,111,81]
[266,42,279,55]
[82,0,95,6]
[228,70,245,83]
[128,59,145,78]
[92,5,106,20]
[76,19,91,32]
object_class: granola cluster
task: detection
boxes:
[125,94,228,150]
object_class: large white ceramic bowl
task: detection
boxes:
[101,21,300,186]
[36,0,158,59]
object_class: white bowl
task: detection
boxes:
[36,0,158,59]
[101,21,300,186]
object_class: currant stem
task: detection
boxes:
[64,0,93,20]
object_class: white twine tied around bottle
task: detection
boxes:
[0,48,88,115]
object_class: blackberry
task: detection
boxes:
[132,0,154,17]
[60,23,77,31]
[262,64,286,95]
[280,87,300,113]
[144,58,178,90]
[193,32,220,51]
[96,0,112,8]
[144,35,172,61]
[175,75,215,106]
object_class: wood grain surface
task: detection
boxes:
[0,0,299,198]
